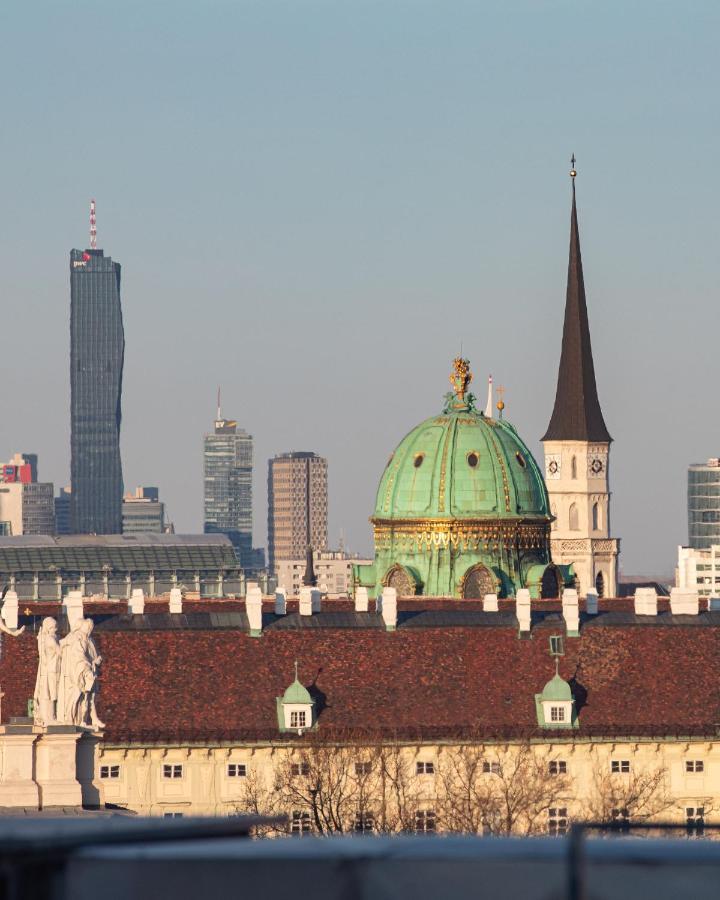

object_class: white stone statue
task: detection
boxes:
[57,618,105,729]
[33,617,61,726]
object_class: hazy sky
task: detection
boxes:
[0,1,717,576]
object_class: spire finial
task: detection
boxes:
[483,374,494,418]
[450,357,473,401]
[90,199,97,250]
[294,660,299,682]
[496,384,506,418]
[570,154,577,179]
[554,656,560,676]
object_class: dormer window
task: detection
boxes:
[290,710,306,729]
[276,662,316,734]
[535,661,578,730]
[550,705,566,723]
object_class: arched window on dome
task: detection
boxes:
[592,502,600,531]
[595,571,605,598]
[540,565,562,600]
[384,564,416,597]
[571,456,577,479]
[461,564,498,599]
[569,503,579,531]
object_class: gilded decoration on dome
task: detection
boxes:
[445,358,476,412]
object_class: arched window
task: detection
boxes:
[461,564,497,599]
[384,565,416,597]
[571,456,577,479]
[595,571,605,598]
[540,565,562,600]
[569,503,579,531]
[592,502,600,531]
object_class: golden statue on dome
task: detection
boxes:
[450,357,472,400]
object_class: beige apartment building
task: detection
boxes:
[267,452,328,573]
[275,550,373,598]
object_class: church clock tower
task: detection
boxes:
[542,161,619,598]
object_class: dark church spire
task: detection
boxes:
[302,545,317,587]
[542,159,611,443]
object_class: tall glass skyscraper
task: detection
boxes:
[203,415,254,565]
[688,458,720,549]
[70,247,124,534]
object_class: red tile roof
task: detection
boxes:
[2,598,718,744]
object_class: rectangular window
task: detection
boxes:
[550,706,566,722]
[548,807,568,836]
[549,635,564,656]
[355,762,372,776]
[227,764,247,778]
[482,761,501,775]
[100,765,120,779]
[163,812,184,819]
[549,760,567,776]
[415,809,436,833]
[290,710,307,729]
[291,763,311,777]
[416,761,435,775]
[291,810,312,835]
[611,760,630,774]
[685,760,705,773]
[163,764,183,779]
[686,806,705,837]
[354,811,375,833]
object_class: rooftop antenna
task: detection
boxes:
[90,199,97,250]
[216,386,221,421]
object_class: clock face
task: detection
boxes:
[589,457,605,476]
[545,455,561,480]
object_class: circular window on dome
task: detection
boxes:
[413,453,425,468]
[467,451,480,469]
[515,452,526,468]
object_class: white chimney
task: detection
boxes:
[670,587,699,616]
[311,589,322,613]
[63,590,84,628]
[1,589,19,631]
[483,593,498,612]
[299,586,313,616]
[562,588,580,636]
[516,589,531,633]
[169,588,183,614]
[585,589,599,615]
[274,588,287,615]
[246,585,263,636]
[381,586,397,631]
[354,586,369,612]
[634,587,658,616]
[129,589,145,616]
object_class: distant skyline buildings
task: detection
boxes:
[0,452,55,536]
[267,452,328,573]
[69,238,125,535]
[688,458,720,550]
[203,410,255,567]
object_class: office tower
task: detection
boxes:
[0,453,55,536]
[688,458,720,549]
[122,486,166,534]
[54,487,72,536]
[70,201,124,534]
[267,452,328,573]
[203,409,254,566]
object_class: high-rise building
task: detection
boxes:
[70,216,124,535]
[0,453,55,536]
[203,412,254,566]
[122,486,166,534]
[267,452,328,573]
[688,458,720,549]
[542,165,619,598]
[54,487,72,536]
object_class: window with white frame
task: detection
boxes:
[354,811,375,833]
[290,710,307,729]
[482,761,501,775]
[416,761,435,775]
[415,809,436,833]
[611,760,630,774]
[548,760,567,776]
[686,806,705,836]
[227,763,247,778]
[291,763,311,777]
[291,810,312,835]
[100,765,120,779]
[355,762,372,776]
[547,807,568,835]
[686,760,705,773]
[163,764,183,779]
[550,706,566,723]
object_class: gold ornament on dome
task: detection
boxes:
[450,357,473,400]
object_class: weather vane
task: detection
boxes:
[570,154,577,179]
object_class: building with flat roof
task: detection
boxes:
[0,453,55,536]
[275,549,372,598]
[267,452,328,573]
[122,486,165,535]
[688,458,720,550]
[70,237,125,535]
[0,533,242,600]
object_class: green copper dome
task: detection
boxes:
[374,401,549,522]
[540,672,573,702]
[281,676,313,705]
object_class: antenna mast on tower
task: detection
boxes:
[216,386,222,422]
[90,199,97,250]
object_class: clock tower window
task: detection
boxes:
[569,503,579,532]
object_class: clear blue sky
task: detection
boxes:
[0,0,717,576]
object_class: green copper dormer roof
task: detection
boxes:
[374,359,550,522]
[540,671,573,702]
[281,673,313,706]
